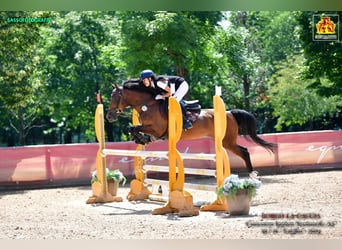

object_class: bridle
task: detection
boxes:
[108,88,123,115]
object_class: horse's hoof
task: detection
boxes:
[128,126,135,133]
[249,171,259,179]
[135,139,145,145]
[134,137,146,145]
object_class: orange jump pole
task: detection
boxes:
[86,104,123,204]
[200,86,230,211]
[126,109,152,201]
[151,94,199,217]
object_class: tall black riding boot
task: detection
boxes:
[179,100,192,130]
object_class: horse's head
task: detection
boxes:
[106,79,159,123]
[106,84,124,122]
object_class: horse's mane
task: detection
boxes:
[123,78,158,96]
[123,78,141,89]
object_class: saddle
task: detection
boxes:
[184,100,201,113]
[183,100,201,123]
[136,99,201,144]
[160,99,201,123]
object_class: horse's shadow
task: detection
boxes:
[258,176,294,184]
[93,200,167,216]
[93,203,153,216]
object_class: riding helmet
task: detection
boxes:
[140,69,155,80]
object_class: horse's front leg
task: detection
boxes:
[128,125,152,145]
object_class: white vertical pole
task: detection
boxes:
[215,86,222,96]
[170,83,175,95]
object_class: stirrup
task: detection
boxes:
[183,120,193,130]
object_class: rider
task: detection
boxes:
[140,69,192,130]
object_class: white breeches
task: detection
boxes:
[173,81,189,102]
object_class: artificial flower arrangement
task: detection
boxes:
[91,168,126,186]
[217,174,261,202]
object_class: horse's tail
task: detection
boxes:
[231,109,278,153]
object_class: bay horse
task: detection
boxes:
[106,79,277,176]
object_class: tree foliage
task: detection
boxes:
[0,11,340,146]
[269,54,341,131]
[37,11,129,143]
[116,11,223,107]
[0,11,50,145]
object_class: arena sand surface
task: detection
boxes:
[0,170,341,239]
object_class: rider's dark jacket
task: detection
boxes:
[140,75,185,96]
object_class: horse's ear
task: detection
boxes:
[112,83,119,90]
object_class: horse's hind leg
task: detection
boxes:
[225,143,254,173]
[237,145,253,173]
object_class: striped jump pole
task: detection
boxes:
[144,164,217,205]
[102,149,216,161]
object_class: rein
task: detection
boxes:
[108,88,123,115]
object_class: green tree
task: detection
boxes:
[214,11,302,132]
[116,11,223,108]
[269,54,341,131]
[118,11,222,77]
[0,11,49,145]
[38,11,126,143]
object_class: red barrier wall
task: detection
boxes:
[0,130,341,186]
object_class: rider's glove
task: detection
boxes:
[155,94,164,100]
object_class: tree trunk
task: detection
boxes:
[18,107,26,145]
[176,65,188,78]
[64,129,72,143]
[243,74,250,111]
